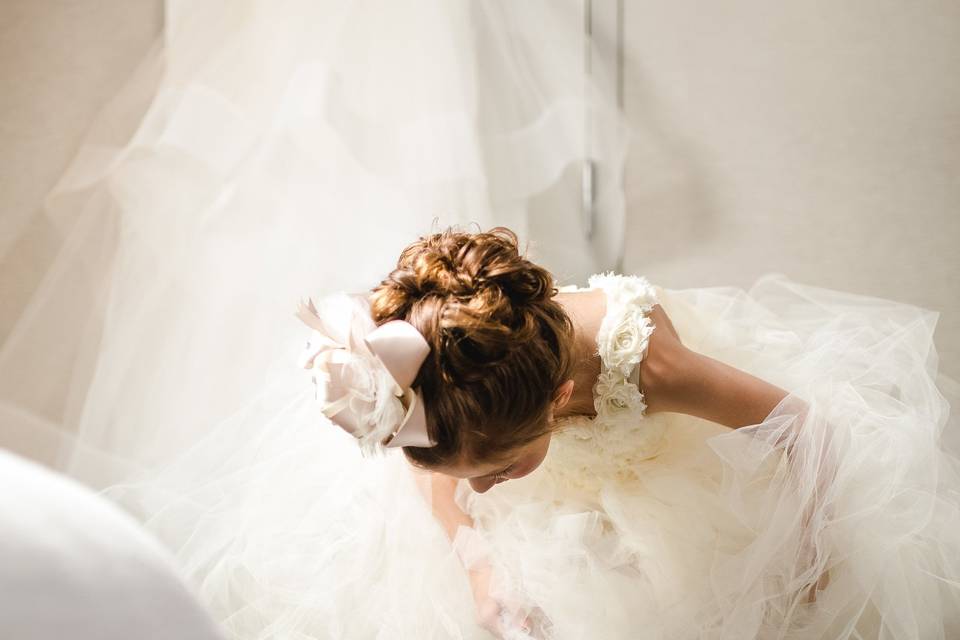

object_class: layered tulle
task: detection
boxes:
[0,0,629,488]
[87,273,960,639]
[452,275,960,639]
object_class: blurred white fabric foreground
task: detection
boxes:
[0,449,225,640]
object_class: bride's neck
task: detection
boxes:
[552,289,605,419]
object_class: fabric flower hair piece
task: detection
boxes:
[295,293,437,456]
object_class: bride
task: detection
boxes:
[1,1,958,638]
[288,225,958,638]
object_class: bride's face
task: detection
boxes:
[436,431,553,494]
[432,379,573,493]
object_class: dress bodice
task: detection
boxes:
[543,273,668,493]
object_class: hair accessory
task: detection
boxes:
[295,296,437,454]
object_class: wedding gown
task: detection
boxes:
[2,1,960,638]
[87,271,960,640]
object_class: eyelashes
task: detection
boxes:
[492,463,516,482]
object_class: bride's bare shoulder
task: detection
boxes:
[553,287,606,334]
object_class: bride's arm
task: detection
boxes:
[640,304,790,429]
[408,467,530,634]
[409,468,475,541]
[641,305,830,601]
[666,350,790,428]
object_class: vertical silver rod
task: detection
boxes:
[582,0,595,239]
[616,0,624,110]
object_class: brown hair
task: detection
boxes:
[369,226,576,469]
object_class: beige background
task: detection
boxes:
[0,1,162,352]
[1,0,958,459]
[619,0,960,379]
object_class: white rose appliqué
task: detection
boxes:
[593,370,647,423]
[601,307,655,378]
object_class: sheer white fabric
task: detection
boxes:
[455,274,960,639]
[0,0,628,489]
[77,271,960,640]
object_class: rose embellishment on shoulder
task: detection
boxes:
[600,306,657,378]
[593,369,647,425]
[588,272,660,426]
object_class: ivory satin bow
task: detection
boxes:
[295,297,437,450]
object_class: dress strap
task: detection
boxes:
[629,364,641,390]
[587,272,659,423]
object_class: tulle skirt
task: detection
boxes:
[99,274,960,639]
[453,277,960,639]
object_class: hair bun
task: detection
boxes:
[370,226,558,383]
[368,225,577,470]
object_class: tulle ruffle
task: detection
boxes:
[450,274,960,639]
[0,0,629,489]
[94,273,960,639]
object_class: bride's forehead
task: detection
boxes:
[438,465,498,480]
[434,450,516,479]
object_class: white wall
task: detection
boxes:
[0,0,163,339]
[620,0,960,379]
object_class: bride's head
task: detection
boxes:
[369,226,576,492]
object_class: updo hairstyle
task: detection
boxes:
[369,226,577,470]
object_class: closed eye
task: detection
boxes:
[492,463,515,481]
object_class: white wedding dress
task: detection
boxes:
[2,1,960,638]
[89,271,960,639]
[452,273,960,638]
